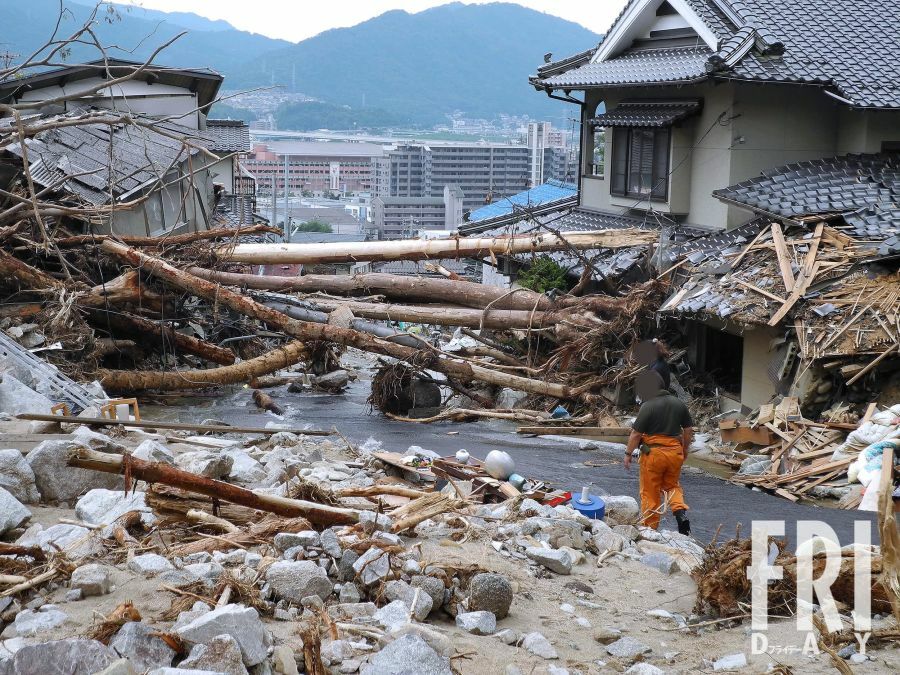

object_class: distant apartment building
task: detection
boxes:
[244,141,384,194]
[526,121,573,187]
[372,184,465,239]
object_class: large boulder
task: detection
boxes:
[16,523,103,559]
[175,604,269,666]
[130,440,175,465]
[365,634,451,675]
[0,449,40,503]
[26,440,121,502]
[0,373,52,416]
[75,489,156,528]
[0,638,116,675]
[178,634,248,675]
[175,451,233,479]
[603,495,640,525]
[71,427,126,454]
[70,563,112,597]
[383,580,433,621]
[108,621,176,672]
[14,607,68,636]
[265,560,332,603]
[467,573,513,619]
[0,487,30,535]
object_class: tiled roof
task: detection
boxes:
[540,46,713,89]
[206,119,251,153]
[590,100,702,127]
[1,110,212,206]
[534,0,900,108]
[465,180,577,225]
[713,153,900,252]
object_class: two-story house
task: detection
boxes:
[526,0,900,413]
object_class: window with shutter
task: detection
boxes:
[607,126,670,201]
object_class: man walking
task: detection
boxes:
[623,371,693,534]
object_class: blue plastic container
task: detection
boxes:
[569,493,606,520]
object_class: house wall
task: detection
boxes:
[740,325,780,410]
[836,108,900,154]
[209,156,235,193]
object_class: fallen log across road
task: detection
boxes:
[101,240,575,400]
[67,447,360,526]
[213,229,657,265]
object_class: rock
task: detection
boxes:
[592,530,627,553]
[129,553,174,576]
[455,611,496,635]
[625,665,666,675]
[159,569,204,589]
[314,369,349,391]
[0,449,40,503]
[339,583,361,604]
[146,669,225,675]
[320,529,342,558]
[546,667,569,675]
[640,552,678,575]
[383,580,433,621]
[0,487,30,534]
[75,489,155,528]
[364,633,451,675]
[131,440,175,464]
[522,632,557,659]
[109,621,176,671]
[337,549,360,581]
[359,511,393,534]
[272,645,299,675]
[175,451,233,479]
[26,440,120,502]
[327,603,377,622]
[183,562,224,583]
[713,653,747,670]
[274,531,320,551]
[71,427,126,454]
[352,547,390,586]
[70,563,112,597]
[0,373,52,417]
[603,496,640,525]
[606,636,651,661]
[15,523,102,559]
[496,388,527,408]
[266,560,332,602]
[223,450,267,484]
[13,606,68,636]
[176,604,268,666]
[410,576,444,614]
[525,547,572,575]
[613,524,640,542]
[494,628,519,645]
[320,639,351,666]
[179,634,249,675]
[467,573,513,619]
[94,658,138,675]
[64,589,83,602]
[374,600,411,631]
[0,638,116,674]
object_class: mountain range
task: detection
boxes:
[0,1,600,126]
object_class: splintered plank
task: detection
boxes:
[770,223,796,293]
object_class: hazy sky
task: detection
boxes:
[125,0,628,43]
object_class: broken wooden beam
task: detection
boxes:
[54,224,281,248]
[16,413,333,436]
[213,230,658,265]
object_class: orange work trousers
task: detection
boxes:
[638,433,688,530]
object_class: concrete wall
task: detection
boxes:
[208,157,235,193]
[836,108,900,154]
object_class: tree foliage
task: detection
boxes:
[295,219,332,233]
[516,256,570,293]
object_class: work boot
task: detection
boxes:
[674,509,691,536]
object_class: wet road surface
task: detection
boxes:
[147,378,878,547]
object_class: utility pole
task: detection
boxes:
[283,153,290,242]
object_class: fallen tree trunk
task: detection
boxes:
[102,241,574,399]
[54,224,281,248]
[252,389,284,415]
[214,230,657,265]
[186,268,554,311]
[99,340,305,390]
[88,310,236,366]
[67,447,360,526]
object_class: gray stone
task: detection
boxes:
[352,546,390,586]
[70,563,112,597]
[364,634,451,675]
[522,632,557,659]
[0,487,30,535]
[593,530,627,553]
[274,531,320,551]
[467,573,512,619]
[339,583,361,603]
[94,658,138,675]
[13,607,67,636]
[129,553,174,576]
[337,549,359,581]
[71,427,126,454]
[109,621,176,671]
[320,529,342,558]
[640,552,679,575]
[212,549,246,566]
[358,511,393,534]
[64,589,83,602]
[173,602,212,631]
[183,562,224,582]
[314,369,350,391]
[0,373,52,417]
[175,604,268,666]
[383,580,432,621]
[147,669,224,675]
[454,611,496,635]
[131,440,175,464]
[625,665,666,675]
[320,639,351,666]
[179,634,249,675]
[0,638,116,675]
[75,489,155,528]
[175,451,233,479]
[266,560,332,602]
[525,547,572,575]
[494,628,519,645]
[603,496,640,525]
[15,523,102,559]
[225,451,267,484]
[0,449,40,503]
[606,636,652,661]
[26,440,121,502]
[327,602,377,621]
[387,623,453,658]
[374,600,411,631]
[410,576,444,614]
[272,645,299,675]
[159,569,205,589]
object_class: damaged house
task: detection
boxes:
[521,0,900,413]
[0,59,253,237]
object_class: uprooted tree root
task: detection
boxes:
[368,359,434,414]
